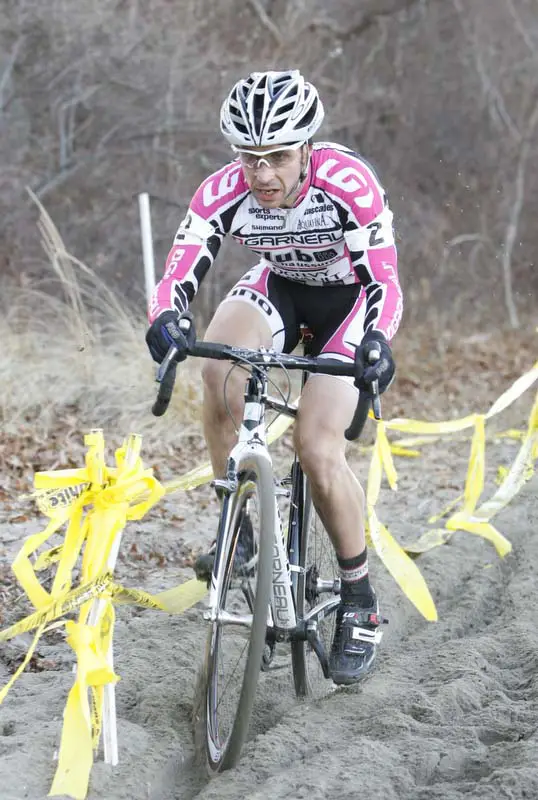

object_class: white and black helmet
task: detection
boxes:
[220,69,325,148]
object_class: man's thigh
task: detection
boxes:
[204,298,273,348]
[216,262,298,352]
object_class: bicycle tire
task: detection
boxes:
[290,469,340,699]
[202,450,275,772]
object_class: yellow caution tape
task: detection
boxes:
[474,391,538,521]
[367,509,437,621]
[154,579,209,614]
[389,445,421,458]
[34,545,64,571]
[495,429,526,441]
[385,413,477,436]
[485,362,538,418]
[0,623,46,703]
[445,512,512,557]
[0,431,172,800]
[427,493,464,524]
[376,421,398,491]
[403,528,454,556]
[462,415,486,513]
[403,387,538,558]
[366,424,437,620]
[389,435,443,448]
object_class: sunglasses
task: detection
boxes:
[232,142,305,170]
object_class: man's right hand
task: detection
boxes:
[145,310,196,364]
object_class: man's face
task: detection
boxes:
[236,144,309,208]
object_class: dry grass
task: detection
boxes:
[0,195,206,490]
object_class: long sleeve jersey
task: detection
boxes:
[148,141,403,341]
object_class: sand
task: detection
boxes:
[1,426,537,800]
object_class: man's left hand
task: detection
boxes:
[357,331,395,394]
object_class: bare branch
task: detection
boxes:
[452,0,521,142]
[502,96,538,328]
[34,161,85,200]
[0,36,24,111]
[248,0,284,45]
[504,0,538,57]
[294,0,422,43]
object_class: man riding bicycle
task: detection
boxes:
[145,69,403,685]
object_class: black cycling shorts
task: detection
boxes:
[221,262,366,371]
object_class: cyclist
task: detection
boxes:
[145,70,402,685]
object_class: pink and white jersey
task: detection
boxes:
[149,142,402,341]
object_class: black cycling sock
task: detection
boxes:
[337,548,373,607]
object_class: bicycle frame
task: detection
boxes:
[204,363,341,676]
[204,368,296,633]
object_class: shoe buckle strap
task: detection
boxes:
[351,626,384,645]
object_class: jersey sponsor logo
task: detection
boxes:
[241,231,340,247]
[251,223,287,231]
[248,208,286,221]
[202,166,241,207]
[269,266,347,283]
[228,286,274,316]
[163,246,185,278]
[304,203,333,215]
[263,247,339,266]
[316,158,375,208]
[249,212,286,231]
[296,214,328,231]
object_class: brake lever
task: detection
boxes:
[157,344,178,382]
[156,316,192,383]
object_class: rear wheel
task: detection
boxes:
[291,476,340,699]
[201,453,274,772]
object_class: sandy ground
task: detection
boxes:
[1,404,537,800]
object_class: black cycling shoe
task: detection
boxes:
[194,513,255,584]
[329,592,387,685]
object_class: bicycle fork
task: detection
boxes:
[268,495,297,634]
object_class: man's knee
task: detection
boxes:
[294,417,345,486]
[202,359,244,421]
[202,299,272,417]
[202,358,226,394]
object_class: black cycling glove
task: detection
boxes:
[145,310,196,364]
[355,330,395,394]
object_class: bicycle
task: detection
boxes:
[152,325,381,773]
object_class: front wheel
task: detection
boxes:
[200,452,275,772]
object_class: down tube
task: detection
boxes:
[271,493,296,630]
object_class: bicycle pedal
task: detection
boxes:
[194,553,214,585]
